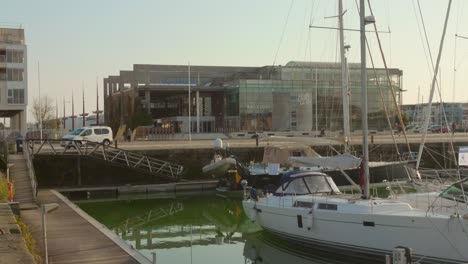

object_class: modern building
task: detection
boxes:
[0,27,27,135]
[401,102,468,128]
[104,61,403,133]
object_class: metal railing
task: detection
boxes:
[22,140,38,202]
[26,139,185,180]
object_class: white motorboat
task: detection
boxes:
[202,155,236,177]
[202,137,237,177]
[242,170,468,263]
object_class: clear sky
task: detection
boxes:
[2,0,468,123]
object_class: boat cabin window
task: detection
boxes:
[293,201,314,208]
[440,179,468,203]
[291,151,303,157]
[318,203,338,210]
[275,173,341,196]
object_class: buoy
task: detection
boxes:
[213,138,223,149]
[305,211,314,229]
[7,182,14,202]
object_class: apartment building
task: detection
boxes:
[0,27,27,135]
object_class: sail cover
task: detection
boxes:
[289,154,362,170]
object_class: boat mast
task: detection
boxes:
[359,0,370,199]
[339,0,351,153]
[415,0,453,172]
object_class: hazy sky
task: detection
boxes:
[2,0,468,122]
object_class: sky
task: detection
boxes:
[2,0,468,123]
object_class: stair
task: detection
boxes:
[9,155,36,209]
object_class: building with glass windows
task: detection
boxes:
[0,27,27,134]
[104,61,403,133]
[402,102,468,128]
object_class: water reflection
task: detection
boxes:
[77,194,376,264]
[78,194,259,263]
[243,233,375,264]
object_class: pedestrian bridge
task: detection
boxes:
[26,139,185,180]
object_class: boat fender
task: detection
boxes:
[250,188,258,201]
[305,210,314,230]
[250,206,258,222]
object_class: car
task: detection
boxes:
[431,125,450,133]
[61,126,113,147]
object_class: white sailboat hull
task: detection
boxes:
[243,196,468,263]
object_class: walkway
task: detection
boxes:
[9,154,36,210]
[21,190,150,264]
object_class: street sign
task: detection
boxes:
[459,146,468,166]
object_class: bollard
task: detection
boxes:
[151,252,156,264]
[371,134,374,144]
[114,140,118,148]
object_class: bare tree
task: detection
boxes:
[31,96,56,129]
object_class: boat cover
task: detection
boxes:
[289,154,362,170]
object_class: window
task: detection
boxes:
[101,128,109,135]
[7,88,24,104]
[94,129,102,135]
[0,68,6,80]
[82,129,92,136]
[318,203,338,210]
[6,68,24,81]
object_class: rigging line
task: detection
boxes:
[297,0,311,60]
[273,0,295,66]
[367,0,412,154]
[304,0,317,62]
[366,38,401,159]
[411,0,433,81]
[453,0,463,104]
[413,0,456,170]
[416,0,450,125]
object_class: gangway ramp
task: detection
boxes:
[27,139,185,180]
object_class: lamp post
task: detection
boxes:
[42,203,60,264]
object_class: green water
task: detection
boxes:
[77,193,376,264]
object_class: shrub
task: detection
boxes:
[16,216,42,263]
[0,177,8,201]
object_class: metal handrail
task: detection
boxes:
[26,139,185,180]
[22,140,38,201]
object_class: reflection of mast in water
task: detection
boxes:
[115,202,184,232]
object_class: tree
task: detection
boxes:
[395,113,410,126]
[31,96,56,129]
[128,110,153,129]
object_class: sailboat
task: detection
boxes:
[242,1,468,263]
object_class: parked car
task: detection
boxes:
[61,126,113,147]
[431,125,450,133]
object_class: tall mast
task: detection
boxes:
[71,90,75,130]
[415,0,452,171]
[81,85,86,127]
[96,77,100,126]
[359,0,370,199]
[62,97,66,129]
[339,0,350,152]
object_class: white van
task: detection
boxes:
[61,126,113,147]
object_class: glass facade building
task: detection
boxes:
[104,61,402,133]
[225,61,402,132]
